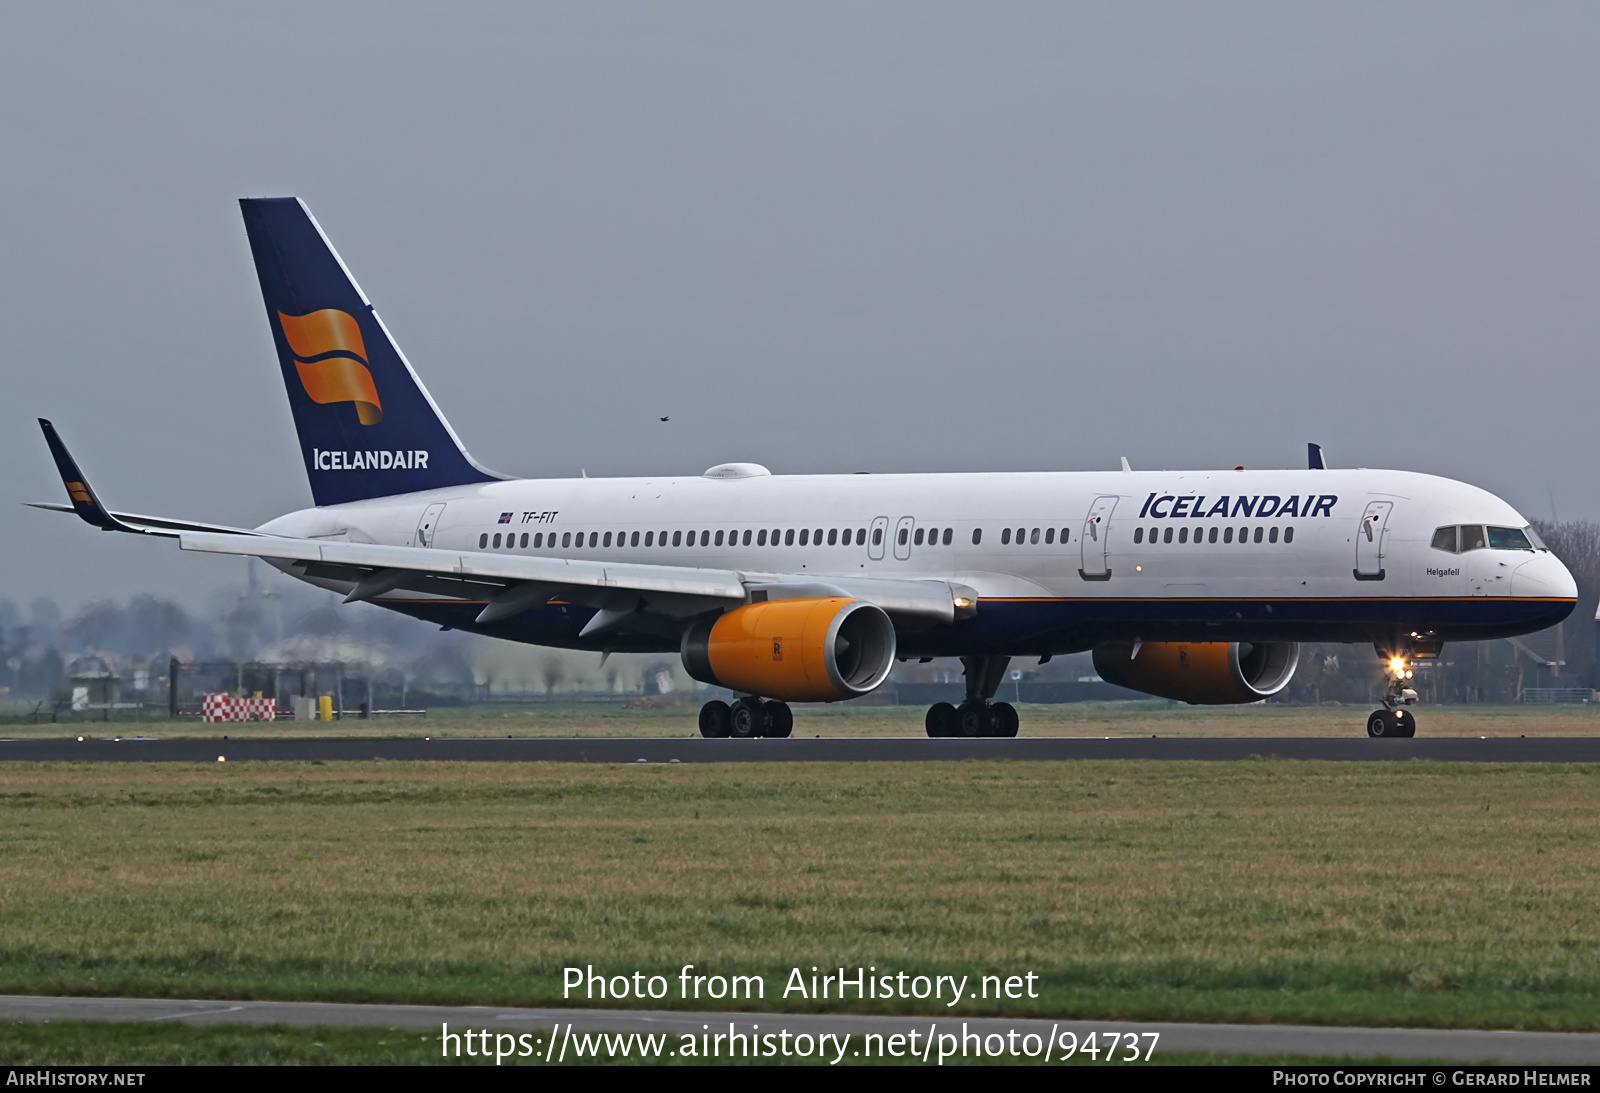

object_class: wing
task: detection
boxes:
[177,531,974,634]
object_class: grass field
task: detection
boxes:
[5,700,1599,739]
[1,757,1597,1032]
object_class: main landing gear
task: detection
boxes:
[698,697,793,739]
[926,655,1019,738]
[1367,650,1420,738]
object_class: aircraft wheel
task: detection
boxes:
[955,700,992,738]
[764,701,793,738]
[1367,709,1409,738]
[730,697,767,738]
[925,702,958,738]
[698,700,731,738]
[990,701,1019,738]
[1394,709,1416,738]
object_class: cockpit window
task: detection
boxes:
[1488,526,1534,551]
[1524,526,1549,551]
[1459,525,1487,552]
[1431,526,1458,553]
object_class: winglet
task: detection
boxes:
[1308,443,1327,470]
[37,419,140,533]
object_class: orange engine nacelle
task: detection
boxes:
[681,597,897,703]
[1092,641,1300,705]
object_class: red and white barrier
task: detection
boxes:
[201,694,276,722]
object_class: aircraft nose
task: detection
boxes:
[1512,553,1578,600]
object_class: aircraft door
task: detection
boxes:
[893,516,915,561]
[1354,501,1392,580]
[415,502,447,548]
[867,516,889,561]
[1079,495,1118,581]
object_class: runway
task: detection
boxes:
[3,735,1600,763]
[1,994,1596,1063]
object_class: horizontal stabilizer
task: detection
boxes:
[27,502,258,537]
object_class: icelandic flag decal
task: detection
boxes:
[498,512,513,524]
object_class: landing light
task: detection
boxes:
[953,597,975,609]
[1389,657,1407,675]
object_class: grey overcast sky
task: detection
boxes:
[4,3,1598,610]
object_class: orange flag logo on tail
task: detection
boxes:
[277,310,383,425]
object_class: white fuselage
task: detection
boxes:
[257,464,1576,656]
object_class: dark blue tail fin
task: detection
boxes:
[239,197,505,506]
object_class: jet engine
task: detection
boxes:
[1092,641,1300,705]
[682,597,896,703]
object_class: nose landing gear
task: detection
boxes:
[1366,651,1419,738]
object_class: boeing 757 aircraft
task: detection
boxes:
[33,198,1578,738]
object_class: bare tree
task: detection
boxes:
[1529,520,1600,685]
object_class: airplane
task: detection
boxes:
[32,197,1579,739]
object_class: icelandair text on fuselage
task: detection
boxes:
[1138,493,1337,520]
[309,448,429,471]
[564,965,1038,1006]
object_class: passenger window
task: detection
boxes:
[1178,527,1188,544]
[1030,528,1040,545]
[827,529,838,546]
[1163,527,1173,544]
[858,529,868,545]
[743,530,752,546]
[1488,526,1534,551]
[1224,527,1233,544]
[534,533,543,548]
[492,533,502,548]
[644,531,654,547]
[1431,526,1458,553]
[659,530,668,544]
[672,530,682,547]
[1269,527,1278,544]
[592,532,601,548]
[814,529,823,543]
[1001,528,1011,545]
[913,528,923,546]
[1016,527,1026,544]
[785,529,795,546]
[1208,527,1217,544]
[603,532,612,548]
[1238,527,1248,544]
[563,532,572,548]
[1134,527,1144,544]
[771,528,780,544]
[1253,527,1263,544]
[1460,525,1487,551]
[1045,528,1055,545]
[800,529,810,546]
[715,530,724,546]
[943,528,952,545]
[521,533,529,548]
[757,530,767,546]
[479,533,488,548]
[506,535,516,550]
[971,528,982,545]
[1284,527,1294,544]
[1060,528,1070,543]
[631,531,640,547]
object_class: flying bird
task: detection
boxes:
[660,416,670,422]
